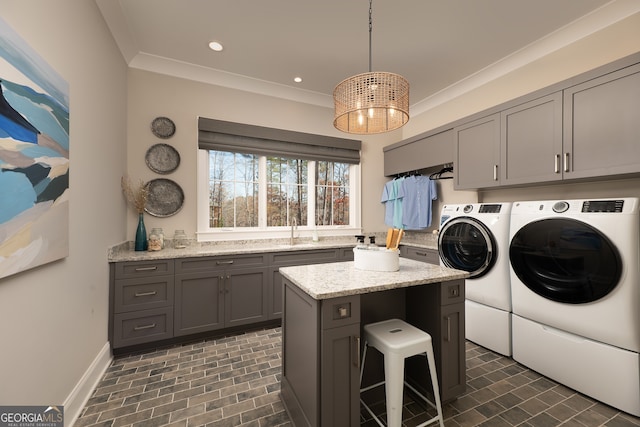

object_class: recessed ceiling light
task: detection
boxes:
[208,41,223,52]
[294,77,303,83]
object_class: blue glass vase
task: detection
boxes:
[135,213,148,251]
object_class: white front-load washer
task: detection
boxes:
[438,202,512,356]
[509,198,640,416]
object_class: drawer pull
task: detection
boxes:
[134,266,158,272]
[352,336,360,368]
[415,252,426,257]
[216,260,234,265]
[134,323,156,331]
[134,291,157,297]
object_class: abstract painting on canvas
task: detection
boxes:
[0,17,69,280]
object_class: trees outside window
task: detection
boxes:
[206,150,353,230]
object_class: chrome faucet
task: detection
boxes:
[290,217,297,245]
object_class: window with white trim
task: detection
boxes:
[196,118,361,241]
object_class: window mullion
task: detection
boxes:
[259,156,267,228]
[308,161,316,227]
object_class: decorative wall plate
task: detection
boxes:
[151,116,176,139]
[144,178,184,217]
[145,143,180,174]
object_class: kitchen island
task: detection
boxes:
[279,258,468,427]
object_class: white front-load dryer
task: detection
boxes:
[439,202,512,356]
[509,198,640,416]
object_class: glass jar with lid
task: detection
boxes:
[173,229,188,249]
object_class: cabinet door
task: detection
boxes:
[321,323,360,427]
[269,268,284,319]
[501,92,563,185]
[454,113,501,189]
[384,129,453,177]
[439,302,466,402]
[564,63,640,179]
[174,272,225,336]
[225,267,269,327]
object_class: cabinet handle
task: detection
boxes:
[493,164,498,181]
[134,266,157,272]
[416,252,426,257]
[134,323,156,331]
[134,291,157,297]
[445,316,451,342]
[563,152,570,172]
[352,336,361,368]
[216,260,234,265]
[554,154,560,173]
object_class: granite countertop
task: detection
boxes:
[279,257,467,300]
[107,233,439,262]
[108,239,357,262]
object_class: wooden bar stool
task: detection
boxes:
[360,318,445,427]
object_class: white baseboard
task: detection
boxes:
[64,342,113,427]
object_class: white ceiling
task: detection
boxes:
[96,0,639,115]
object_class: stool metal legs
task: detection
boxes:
[360,341,445,427]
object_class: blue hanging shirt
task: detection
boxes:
[381,177,405,228]
[401,175,437,229]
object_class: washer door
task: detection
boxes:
[438,217,496,278]
[510,218,622,304]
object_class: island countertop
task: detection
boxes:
[279,257,468,300]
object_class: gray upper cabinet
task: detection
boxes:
[501,92,563,185]
[453,54,640,189]
[383,127,453,177]
[454,113,501,189]
[563,62,640,179]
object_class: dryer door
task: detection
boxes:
[438,217,496,278]
[509,218,622,303]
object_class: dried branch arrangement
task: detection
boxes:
[121,175,148,214]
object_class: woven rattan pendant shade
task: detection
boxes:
[333,71,409,134]
[333,0,409,134]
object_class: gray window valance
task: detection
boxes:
[198,117,361,164]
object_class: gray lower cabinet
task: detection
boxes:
[110,259,175,348]
[281,284,360,427]
[269,249,340,319]
[282,279,465,426]
[406,280,466,403]
[400,245,439,264]
[110,247,355,350]
[174,254,269,336]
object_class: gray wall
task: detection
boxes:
[0,0,127,422]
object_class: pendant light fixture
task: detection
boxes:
[333,0,409,134]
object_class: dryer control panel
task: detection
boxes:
[582,200,624,213]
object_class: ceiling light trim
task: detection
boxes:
[129,52,333,108]
[411,0,640,117]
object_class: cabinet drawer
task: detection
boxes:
[321,295,360,329]
[441,279,465,306]
[271,249,338,266]
[113,308,173,348]
[114,259,174,279]
[114,276,174,313]
[176,254,267,273]
[401,246,440,264]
